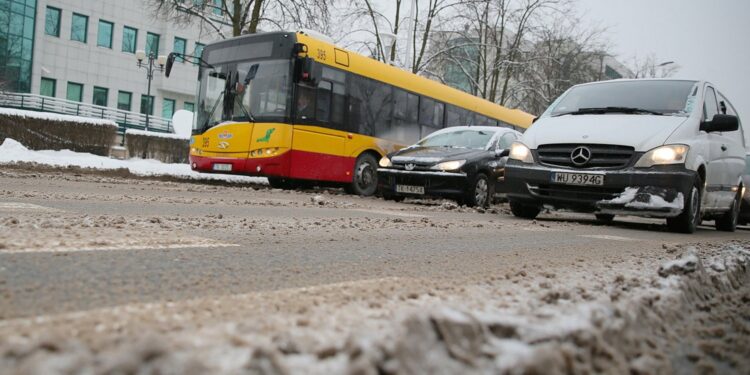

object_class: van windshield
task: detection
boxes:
[549,80,698,117]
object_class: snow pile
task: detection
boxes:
[601,187,684,211]
[125,129,190,140]
[0,138,266,184]
[0,107,117,127]
[658,248,699,277]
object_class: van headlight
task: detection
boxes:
[509,142,534,163]
[379,156,392,168]
[432,160,466,171]
[635,145,689,167]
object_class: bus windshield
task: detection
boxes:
[194,59,291,134]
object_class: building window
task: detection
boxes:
[162,98,175,119]
[0,0,37,92]
[193,42,205,65]
[184,102,195,112]
[97,20,113,48]
[122,26,137,53]
[212,0,223,15]
[140,95,154,115]
[117,91,132,111]
[45,7,61,37]
[173,37,186,62]
[146,32,160,57]
[66,82,83,102]
[40,78,56,97]
[93,86,108,106]
[71,13,88,43]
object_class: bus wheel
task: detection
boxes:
[349,154,378,196]
[268,177,297,190]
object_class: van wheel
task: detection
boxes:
[715,190,740,232]
[349,154,378,196]
[666,179,702,234]
[509,199,540,219]
[465,173,493,208]
[595,213,615,223]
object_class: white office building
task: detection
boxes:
[1,0,227,128]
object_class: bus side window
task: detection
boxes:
[317,81,332,123]
[331,82,346,129]
[434,102,444,128]
[445,105,460,127]
[296,85,316,121]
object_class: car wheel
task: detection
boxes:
[509,199,540,219]
[715,190,741,232]
[595,213,615,223]
[381,190,405,202]
[465,173,492,208]
[666,179,702,234]
[349,154,379,196]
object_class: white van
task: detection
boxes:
[504,79,745,233]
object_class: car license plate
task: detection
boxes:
[212,163,232,172]
[551,172,604,186]
[396,185,425,194]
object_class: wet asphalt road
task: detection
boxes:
[1,168,748,320]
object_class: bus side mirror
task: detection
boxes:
[295,57,316,84]
[165,53,176,78]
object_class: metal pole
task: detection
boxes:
[145,53,153,131]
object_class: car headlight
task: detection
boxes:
[432,160,466,171]
[509,142,534,163]
[635,145,689,168]
[379,156,392,168]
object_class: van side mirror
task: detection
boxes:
[531,116,539,124]
[495,148,510,157]
[700,114,739,133]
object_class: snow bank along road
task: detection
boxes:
[0,166,749,374]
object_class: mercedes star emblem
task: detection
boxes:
[570,146,592,166]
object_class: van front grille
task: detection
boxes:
[537,144,635,169]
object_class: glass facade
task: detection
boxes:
[140,94,154,115]
[93,86,108,106]
[122,26,136,53]
[97,20,113,48]
[0,0,37,93]
[40,77,55,97]
[117,91,132,111]
[146,32,159,57]
[173,37,186,62]
[66,82,83,102]
[44,6,60,37]
[162,98,175,119]
[70,13,87,43]
[193,42,204,65]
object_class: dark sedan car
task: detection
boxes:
[377,126,521,207]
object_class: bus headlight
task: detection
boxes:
[509,142,534,163]
[432,160,466,171]
[635,145,689,167]
[379,156,392,168]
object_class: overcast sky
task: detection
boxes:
[577,0,750,131]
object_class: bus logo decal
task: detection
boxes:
[257,128,275,143]
[218,130,233,140]
[217,141,230,149]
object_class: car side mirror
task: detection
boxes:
[495,148,510,157]
[700,114,739,133]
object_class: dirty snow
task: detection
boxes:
[0,138,266,184]
[602,187,684,210]
[0,107,117,127]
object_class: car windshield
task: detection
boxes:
[548,80,698,117]
[417,129,494,150]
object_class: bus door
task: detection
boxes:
[290,81,351,183]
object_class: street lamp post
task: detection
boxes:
[135,50,167,131]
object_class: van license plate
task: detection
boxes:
[551,172,604,186]
[396,185,425,194]
[213,163,232,172]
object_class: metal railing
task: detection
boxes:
[0,92,173,134]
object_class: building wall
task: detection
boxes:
[29,0,225,120]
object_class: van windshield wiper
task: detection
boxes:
[553,106,664,117]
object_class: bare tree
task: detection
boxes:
[149,0,331,39]
[629,54,680,78]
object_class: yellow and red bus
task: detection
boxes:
[176,31,533,195]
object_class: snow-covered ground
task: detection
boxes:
[0,138,267,184]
